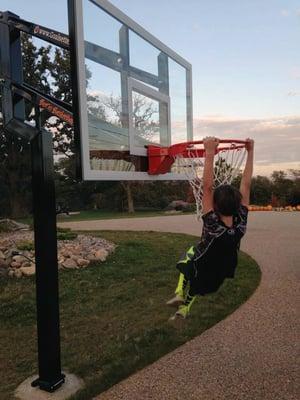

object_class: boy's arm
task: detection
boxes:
[240,139,254,206]
[202,137,219,214]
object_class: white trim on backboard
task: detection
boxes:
[186,67,193,141]
[85,170,189,181]
[73,0,92,181]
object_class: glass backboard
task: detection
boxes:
[69,0,193,180]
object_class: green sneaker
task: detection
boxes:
[168,305,189,321]
[176,305,189,318]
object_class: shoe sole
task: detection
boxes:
[166,299,185,308]
[169,313,186,321]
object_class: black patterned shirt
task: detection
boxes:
[176,205,249,295]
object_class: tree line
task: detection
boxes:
[0,35,299,218]
[232,170,300,207]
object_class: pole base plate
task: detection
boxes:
[31,374,65,393]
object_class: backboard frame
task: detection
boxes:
[128,77,171,157]
[68,0,193,181]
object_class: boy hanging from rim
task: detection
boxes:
[167,136,254,320]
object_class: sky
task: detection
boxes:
[1,0,299,176]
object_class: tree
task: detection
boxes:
[92,92,160,142]
[54,156,118,211]
[214,157,235,186]
[288,169,300,180]
[121,182,134,213]
[87,91,160,213]
[287,169,300,206]
[45,47,74,156]
[271,170,294,207]
[231,173,242,189]
[250,176,272,205]
[0,34,52,217]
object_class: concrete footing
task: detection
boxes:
[15,373,84,400]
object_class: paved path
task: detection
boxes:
[61,212,300,400]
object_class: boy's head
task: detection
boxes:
[213,184,242,216]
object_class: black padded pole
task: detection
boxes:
[30,130,65,392]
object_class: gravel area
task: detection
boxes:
[60,212,300,400]
[0,231,115,277]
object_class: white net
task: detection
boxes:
[173,143,246,219]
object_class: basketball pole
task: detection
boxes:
[30,127,65,392]
[0,12,65,392]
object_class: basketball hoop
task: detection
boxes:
[148,139,247,219]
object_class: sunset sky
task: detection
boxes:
[2,0,299,176]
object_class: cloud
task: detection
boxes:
[288,91,300,97]
[87,89,107,97]
[192,23,200,31]
[290,67,300,79]
[254,162,300,176]
[280,9,290,17]
[191,115,300,175]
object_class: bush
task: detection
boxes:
[0,221,10,233]
[57,227,71,233]
[182,203,196,213]
[165,200,193,212]
[17,240,34,251]
[57,231,77,241]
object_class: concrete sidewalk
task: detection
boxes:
[61,212,300,400]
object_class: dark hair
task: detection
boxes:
[213,185,242,216]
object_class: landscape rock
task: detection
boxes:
[21,261,32,268]
[11,261,21,268]
[14,269,22,278]
[62,250,72,258]
[12,255,26,263]
[77,258,89,267]
[62,258,78,269]
[94,249,109,262]
[4,249,13,258]
[0,258,8,269]
[0,218,29,232]
[0,230,115,278]
[20,265,35,276]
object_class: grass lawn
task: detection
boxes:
[18,209,193,225]
[0,231,261,400]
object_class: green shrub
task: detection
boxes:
[57,231,77,241]
[17,240,34,251]
[57,227,71,233]
[0,222,10,233]
[182,203,197,213]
